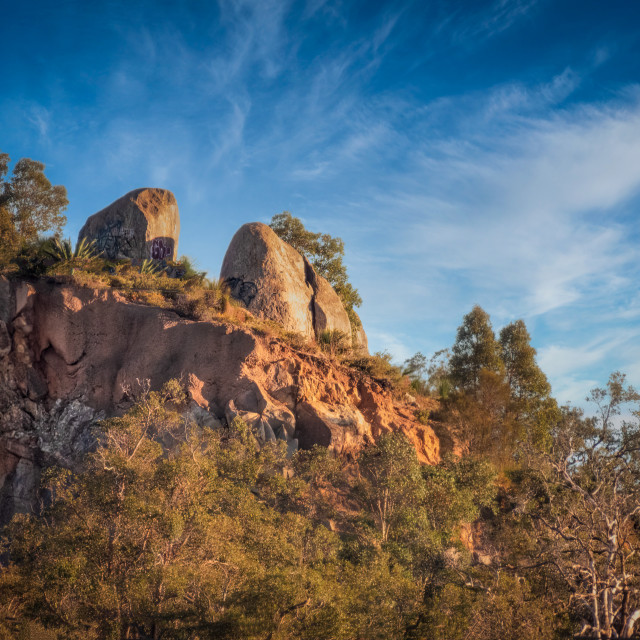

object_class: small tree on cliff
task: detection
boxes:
[269,211,362,319]
[0,151,68,267]
[449,305,504,391]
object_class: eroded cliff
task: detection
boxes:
[0,277,441,525]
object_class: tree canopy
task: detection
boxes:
[0,382,500,640]
[445,306,559,460]
[0,151,68,266]
[449,305,504,391]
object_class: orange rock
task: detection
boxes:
[24,280,439,462]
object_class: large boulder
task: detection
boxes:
[220,223,352,341]
[78,188,180,262]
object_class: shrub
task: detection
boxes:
[318,329,352,358]
[345,350,404,387]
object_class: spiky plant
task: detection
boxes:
[203,278,230,312]
[139,258,162,275]
[47,237,100,263]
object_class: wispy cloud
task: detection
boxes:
[433,0,542,49]
[3,0,638,406]
[26,104,51,141]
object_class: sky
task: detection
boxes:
[2,0,640,407]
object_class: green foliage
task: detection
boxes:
[139,257,162,275]
[451,369,520,465]
[499,319,559,445]
[445,307,558,461]
[437,377,452,400]
[5,354,624,639]
[47,236,100,266]
[422,456,496,533]
[0,386,507,640]
[174,254,207,284]
[11,237,56,276]
[450,305,504,391]
[269,211,362,317]
[357,432,426,543]
[416,573,564,640]
[3,385,473,639]
[0,151,68,267]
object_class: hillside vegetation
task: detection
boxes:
[2,151,640,639]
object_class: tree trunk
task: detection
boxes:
[621,609,640,638]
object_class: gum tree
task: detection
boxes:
[522,373,640,638]
[0,151,68,266]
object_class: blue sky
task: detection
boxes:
[2,0,640,406]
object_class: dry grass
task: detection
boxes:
[18,259,428,396]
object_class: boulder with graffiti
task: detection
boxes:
[78,188,180,262]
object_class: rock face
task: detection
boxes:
[78,188,180,262]
[220,223,353,342]
[0,278,441,524]
[351,311,369,352]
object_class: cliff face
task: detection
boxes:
[0,277,440,525]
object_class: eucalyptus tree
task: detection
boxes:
[521,373,640,638]
[499,319,559,444]
[0,151,68,266]
[450,305,504,391]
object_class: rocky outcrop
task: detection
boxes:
[220,223,354,342]
[0,277,441,525]
[351,311,369,352]
[78,188,180,262]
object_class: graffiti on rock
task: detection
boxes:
[150,238,173,260]
[224,278,258,307]
[95,223,137,259]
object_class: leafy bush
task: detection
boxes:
[10,237,55,276]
